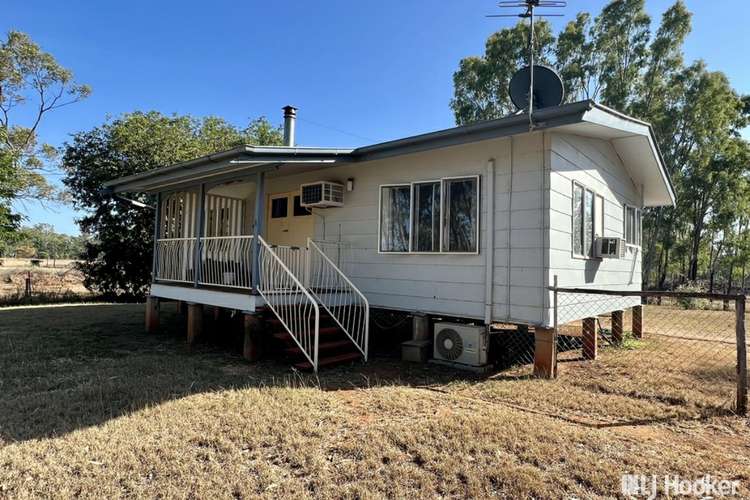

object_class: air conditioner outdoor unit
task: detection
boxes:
[433,323,488,368]
[300,181,344,208]
[595,237,627,259]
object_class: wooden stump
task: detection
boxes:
[533,327,557,379]
[611,310,624,345]
[632,305,643,339]
[187,303,203,349]
[145,296,160,333]
[243,314,263,362]
[582,317,597,360]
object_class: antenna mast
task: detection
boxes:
[490,1,566,129]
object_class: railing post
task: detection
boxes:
[252,171,265,292]
[194,184,206,287]
[736,296,747,416]
[152,192,162,281]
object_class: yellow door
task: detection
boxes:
[266,191,314,247]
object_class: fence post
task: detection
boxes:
[632,304,643,339]
[736,296,747,416]
[24,271,32,299]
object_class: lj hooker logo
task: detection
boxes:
[621,474,741,498]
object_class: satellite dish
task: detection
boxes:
[509,65,565,111]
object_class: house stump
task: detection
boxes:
[187,303,203,348]
[533,327,557,379]
[582,317,598,360]
[145,296,160,333]
[632,305,643,339]
[611,310,624,345]
[243,313,264,362]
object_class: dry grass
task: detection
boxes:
[1,303,749,498]
[0,259,91,304]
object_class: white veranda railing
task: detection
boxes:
[269,244,309,286]
[307,238,369,360]
[256,236,321,370]
[155,238,196,283]
[198,236,253,289]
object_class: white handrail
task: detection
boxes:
[307,238,370,360]
[256,236,320,371]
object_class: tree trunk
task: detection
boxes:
[724,262,734,311]
[658,246,670,290]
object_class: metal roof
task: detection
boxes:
[103,100,674,206]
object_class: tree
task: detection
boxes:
[62,112,283,299]
[450,0,750,292]
[0,31,90,231]
[451,20,555,124]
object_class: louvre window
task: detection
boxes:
[572,182,596,258]
[624,205,641,246]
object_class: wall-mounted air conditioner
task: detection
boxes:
[595,237,626,259]
[300,181,344,208]
[433,323,488,368]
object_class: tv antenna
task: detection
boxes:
[487,1,566,129]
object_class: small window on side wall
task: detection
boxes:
[624,205,641,246]
[572,182,595,258]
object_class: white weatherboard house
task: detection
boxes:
[105,101,674,372]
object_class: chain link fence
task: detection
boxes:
[484,287,747,423]
[552,287,747,419]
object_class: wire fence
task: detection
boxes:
[487,286,748,421]
[552,287,747,418]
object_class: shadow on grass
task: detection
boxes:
[0,302,486,442]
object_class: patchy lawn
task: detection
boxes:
[0,303,749,498]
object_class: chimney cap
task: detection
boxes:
[282,105,298,116]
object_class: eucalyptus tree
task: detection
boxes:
[0,31,90,236]
[451,0,749,290]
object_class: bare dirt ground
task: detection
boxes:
[0,303,748,498]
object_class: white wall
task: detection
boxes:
[252,130,642,326]
[545,132,643,326]
[262,133,552,324]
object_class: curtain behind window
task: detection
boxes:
[573,185,583,255]
[413,182,440,252]
[380,186,410,252]
[444,178,478,252]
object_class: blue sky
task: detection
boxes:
[5,0,749,235]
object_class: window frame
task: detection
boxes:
[377,175,480,255]
[623,204,642,247]
[571,181,600,260]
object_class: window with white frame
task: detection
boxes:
[379,185,411,252]
[379,176,479,254]
[572,182,597,258]
[624,205,642,246]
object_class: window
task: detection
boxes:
[412,181,441,252]
[443,177,478,253]
[380,185,411,252]
[271,197,288,219]
[624,205,641,246]
[572,182,596,258]
[595,195,604,238]
[293,195,310,217]
[378,176,479,254]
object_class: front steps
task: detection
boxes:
[263,310,363,371]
